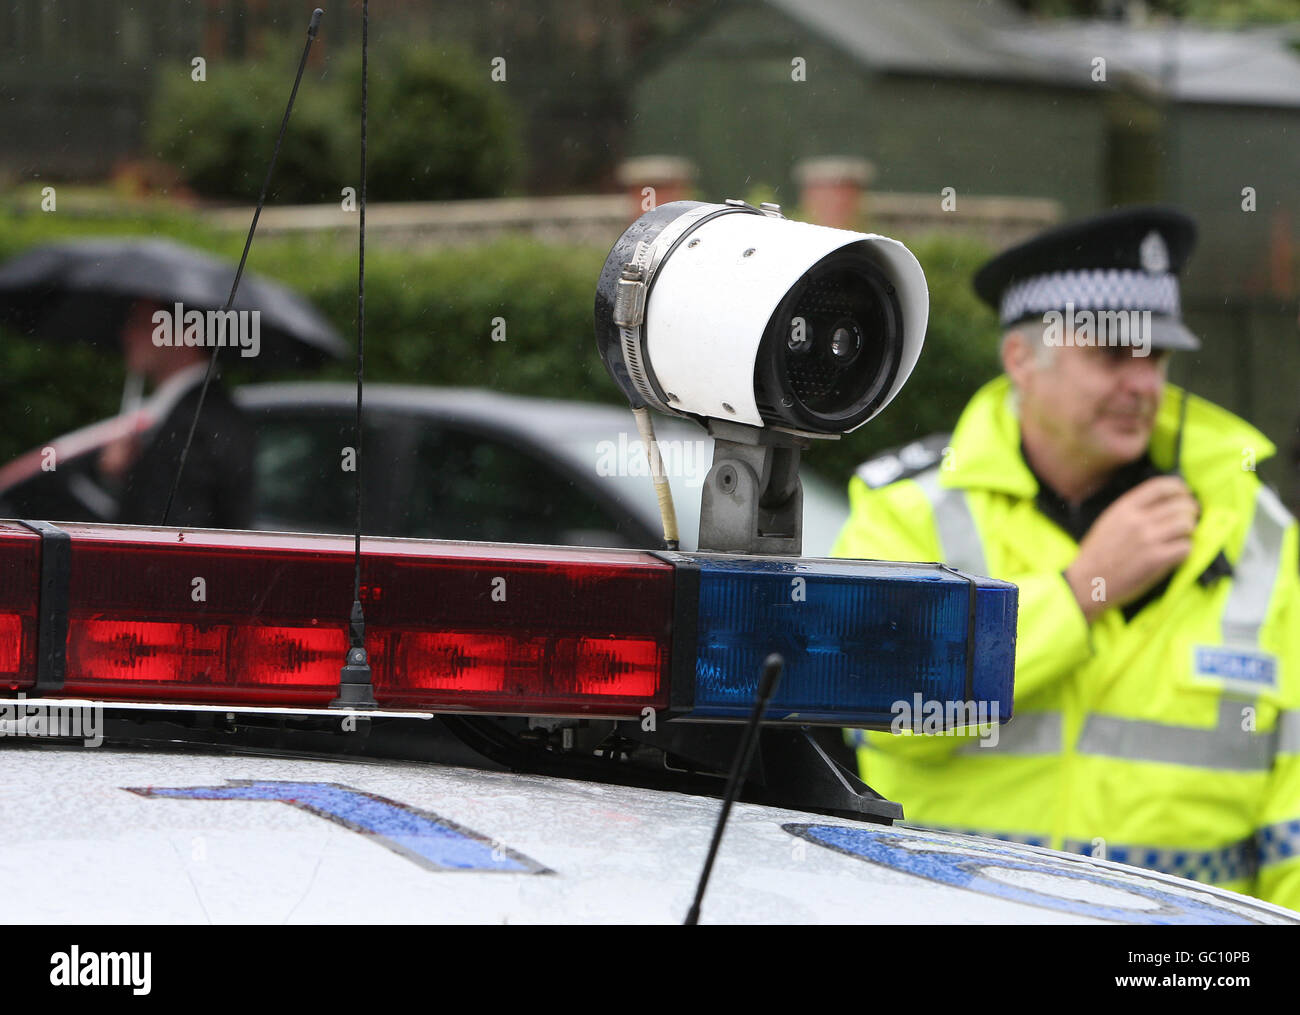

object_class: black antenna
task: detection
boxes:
[161,8,324,526]
[684,652,784,926]
[333,0,376,708]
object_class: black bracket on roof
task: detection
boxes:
[752,727,902,825]
[15,520,69,695]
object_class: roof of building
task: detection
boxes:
[996,21,1300,107]
[764,0,1068,84]
[759,0,1300,106]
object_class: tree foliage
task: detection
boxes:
[148,41,520,204]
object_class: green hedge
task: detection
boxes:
[147,41,520,204]
[0,209,1002,490]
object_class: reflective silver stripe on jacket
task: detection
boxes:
[879,704,1276,768]
[1257,820,1300,868]
[1076,699,1274,772]
[912,468,987,576]
[1061,836,1257,884]
[958,711,1062,755]
[852,712,1061,755]
[1279,712,1300,755]
[1221,486,1293,645]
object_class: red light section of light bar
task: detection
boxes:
[0,525,40,690]
[391,632,535,693]
[233,625,346,687]
[0,613,23,679]
[66,620,344,701]
[375,630,662,709]
[70,620,222,684]
[570,637,661,698]
[55,527,673,714]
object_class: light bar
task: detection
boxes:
[685,555,1016,727]
[1,522,1018,730]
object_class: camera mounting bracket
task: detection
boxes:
[699,421,810,556]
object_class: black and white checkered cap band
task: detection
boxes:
[1000,269,1181,325]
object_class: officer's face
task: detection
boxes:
[1015,339,1171,469]
[121,300,164,376]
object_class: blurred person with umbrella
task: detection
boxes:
[0,237,346,528]
[98,295,253,529]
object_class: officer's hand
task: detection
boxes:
[1064,476,1198,623]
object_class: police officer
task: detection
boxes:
[833,207,1300,910]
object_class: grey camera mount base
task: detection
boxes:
[699,421,815,556]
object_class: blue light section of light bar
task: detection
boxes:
[689,556,1017,728]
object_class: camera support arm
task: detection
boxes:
[699,420,811,556]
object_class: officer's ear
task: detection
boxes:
[1001,326,1039,390]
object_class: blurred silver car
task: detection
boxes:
[0,382,850,554]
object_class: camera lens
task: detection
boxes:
[754,245,904,433]
[829,320,861,362]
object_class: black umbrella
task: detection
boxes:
[0,237,347,370]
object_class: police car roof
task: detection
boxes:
[6,742,1294,924]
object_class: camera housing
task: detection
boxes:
[594,199,929,555]
[594,199,928,437]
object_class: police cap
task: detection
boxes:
[973,205,1200,351]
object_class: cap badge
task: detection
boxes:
[1140,230,1169,274]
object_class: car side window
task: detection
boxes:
[252,410,396,534]
[400,424,630,546]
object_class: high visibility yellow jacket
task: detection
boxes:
[832,375,1300,911]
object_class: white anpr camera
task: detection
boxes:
[594,199,929,555]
